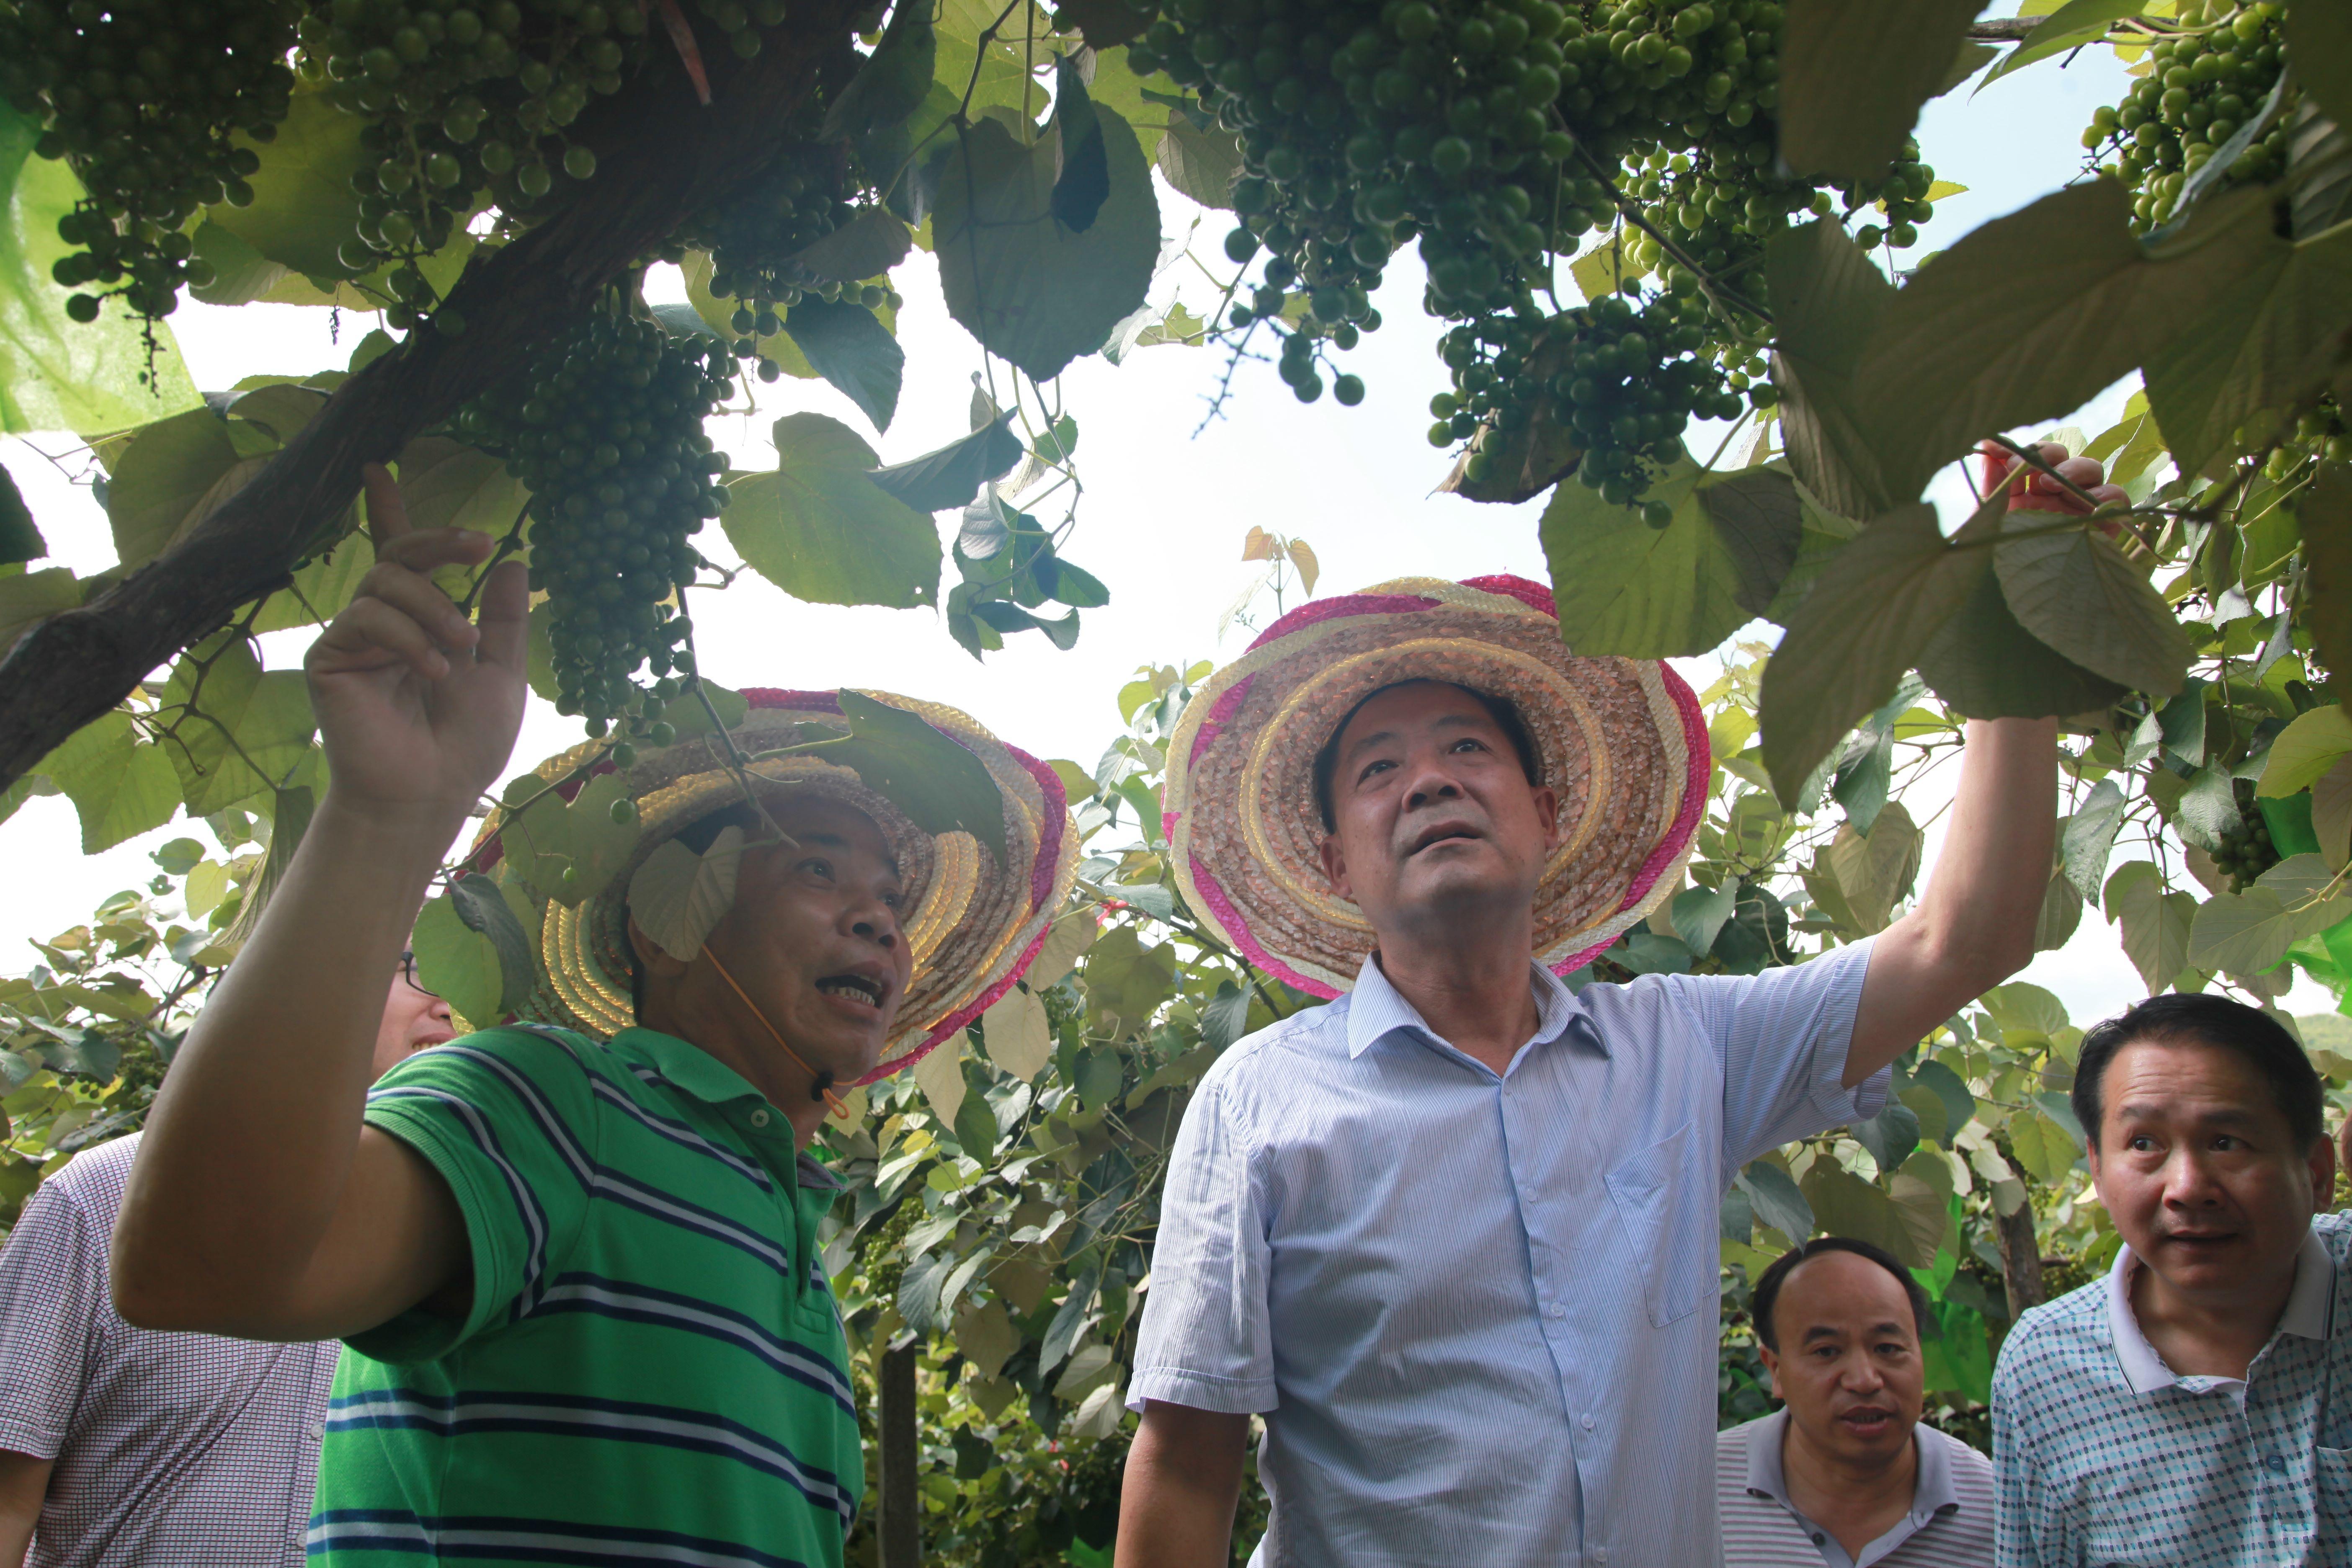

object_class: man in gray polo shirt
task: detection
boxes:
[1719,1237,1995,1566]
[0,954,452,1568]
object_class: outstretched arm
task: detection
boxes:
[112,467,529,1340]
[1844,445,2127,1088]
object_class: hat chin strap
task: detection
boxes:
[700,946,852,1123]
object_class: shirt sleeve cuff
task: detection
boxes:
[1810,938,1888,1125]
[1126,1367,1278,1416]
[0,1416,63,1460]
[346,1101,516,1363]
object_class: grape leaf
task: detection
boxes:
[724,414,940,609]
[37,709,180,853]
[1853,180,2278,499]
[871,414,1025,512]
[2104,859,2195,994]
[1758,500,1985,807]
[1993,526,2191,696]
[1540,457,1801,658]
[0,103,201,437]
[781,298,905,434]
[1777,0,1988,183]
[1765,219,1901,518]
[412,892,504,1032]
[934,103,1161,379]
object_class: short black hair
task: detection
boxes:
[1751,1236,1928,1352]
[1309,680,1543,833]
[2072,992,2324,1152]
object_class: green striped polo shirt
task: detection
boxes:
[311,1024,863,1567]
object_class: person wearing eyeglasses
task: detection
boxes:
[0,950,454,1568]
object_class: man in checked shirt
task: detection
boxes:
[0,953,454,1568]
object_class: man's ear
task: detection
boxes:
[1759,1344,1782,1402]
[1533,782,1562,852]
[1317,831,1354,901]
[627,914,694,978]
[2306,1127,2338,1217]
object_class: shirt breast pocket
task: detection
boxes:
[1604,1120,1716,1328]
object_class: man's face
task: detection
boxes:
[1761,1250,1924,1470]
[372,955,457,1080]
[701,796,914,1086]
[2088,1037,2332,1308]
[1316,681,1560,934]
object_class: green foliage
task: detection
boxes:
[933,94,1163,381]
[723,413,941,610]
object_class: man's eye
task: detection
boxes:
[1358,758,1394,782]
[882,892,903,911]
[800,858,833,878]
[2128,1135,2156,1151]
[1451,738,1486,753]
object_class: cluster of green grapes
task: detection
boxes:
[458,306,736,729]
[1130,0,1932,503]
[0,0,299,324]
[2214,780,2280,893]
[2080,0,2290,233]
[685,169,901,381]
[299,0,792,295]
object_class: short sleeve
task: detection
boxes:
[0,1168,107,1459]
[1126,1078,1276,1416]
[349,1027,601,1364]
[1659,939,1885,1170]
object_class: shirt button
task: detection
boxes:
[311,1423,325,1441]
[2266,1452,2287,1473]
[749,1109,770,1128]
[1548,1303,1566,1320]
[1581,1413,1596,1431]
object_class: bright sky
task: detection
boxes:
[3,36,2331,1024]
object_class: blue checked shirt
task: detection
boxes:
[1991,1214,2352,1567]
[1129,942,1883,1568]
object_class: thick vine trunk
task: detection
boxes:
[0,5,859,791]
[1996,1155,2047,1320]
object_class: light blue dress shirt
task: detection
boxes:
[1991,1214,2352,1567]
[1130,942,1883,1568]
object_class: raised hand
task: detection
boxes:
[1978,440,2129,523]
[304,464,530,823]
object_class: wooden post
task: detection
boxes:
[878,1338,921,1568]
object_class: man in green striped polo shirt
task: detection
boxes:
[110,468,1073,1567]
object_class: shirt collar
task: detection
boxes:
[606,1026,770,1107]
[1744,1408,1956,1527]
[2106,1224,2335,1395]
[1342,952,1588,1063]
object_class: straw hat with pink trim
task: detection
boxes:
[469,688,1077,1083]
[1163,575,1710,999]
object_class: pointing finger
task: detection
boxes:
[474,559,531,675]
[364,463,412,551]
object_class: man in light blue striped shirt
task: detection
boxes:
[1116,570,2074,1568]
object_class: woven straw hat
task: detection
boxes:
[1164,575,1710,998]
[471,688,1076,1082]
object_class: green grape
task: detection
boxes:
[1123,0,1909,506]
[2079,3,2292,235]
[0,0,298,328]
[459,303,735,732]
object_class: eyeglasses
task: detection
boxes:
[397,951,440,998]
